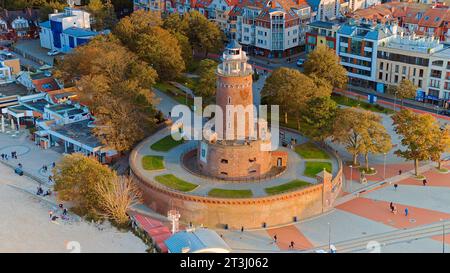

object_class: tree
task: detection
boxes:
[53,153,116,218]
[392,109,441,176]
[194,59,217,102]
[55,35,159,151]
[300,96,338,142]
[163,12,186,34]
[333,108,389,167]
[391,79,417,107]
[86,0,117,31]
[173,32,193,69]
[304,46,348,89]
[262,67,331,129]
[429,125,450,170]
[136,27,185,80]
[182,10,224,57]
[38,1,68,21]
[114,9,162,50]
[360,115,392,171]
[95,176,142,226]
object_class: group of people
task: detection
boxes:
[36,185,51,197]
[390,202,409,216]
[48,203,69,222]
[1,151,18,160]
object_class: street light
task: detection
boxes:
[328,222,331,252]
[441,219,446,253]
[383,152,387,180]
[349,165,353,193]
[393,91,398,111]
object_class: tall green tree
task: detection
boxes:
[53,153,117,218]
[262,67,331,130]
[136,27,185,81]
[304,46,348,89]
[392,109,441,176]
[86,0,117,30]
[300,96,338,142]
[194,59,217,102]
[391,79,417,107]
[182,10,224,57]
[55,35,159,152]
[333,108,390,167]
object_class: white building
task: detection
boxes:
[39,8,98,53]
[230,0,312,58]
[428,47,450,107]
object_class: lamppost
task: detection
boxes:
[393,91,398,111]
[349,165,353,192]
[383,152,387,180]
[328,222,331,252]
[441,219,446,253]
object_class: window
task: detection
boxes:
[432,60,444,67]
[418,79,422,87]
[378,72,383,80]
[394,75,398,83]
[221,159,228,164]
[419,69,424,77]
[402,66,407,75]
[220,172,228,176]
[379,62,383,70]
[249,158,256,163]
[395,65,399,73]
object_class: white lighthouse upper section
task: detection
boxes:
[217,40,253,77]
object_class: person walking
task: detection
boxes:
[273,235,277,243]
[394,184,398,191]
[405,207,409,216]
[390,202,394,212]
[398,170,402,175]
[49,210,53,219]
[422,179,427,186]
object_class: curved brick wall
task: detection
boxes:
[130,143,343,229]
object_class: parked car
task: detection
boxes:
[47,49,60,56]
[296,58,305,67]
[438,109,450,117]
[14,167,24,176]
[0,50,13,58]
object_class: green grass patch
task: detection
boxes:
[208,188,253,198]
[295,142,330,159]
[142,155,165,170]
[304,161,333,178]
[436,167,449,173]
[331,93,394,114]
[154,82,194,108]
[151,135,184,152]
[265,180,311,195]
[154,174,198,192]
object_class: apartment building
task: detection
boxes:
[230,0,312,58]
[305,20,340,52]
[336,20,396,89]
[307,0,341,21]
[375,35,442,95]
[427,47,450,107]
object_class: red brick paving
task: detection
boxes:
[343,163,417,183]
[398,169,450,188]
[336,197,450,229]
[266,225,313,250]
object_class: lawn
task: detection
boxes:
[151,135,184,152]
[154,174,198,192]
[265,180,311,195]
[142,155,165,170]
[208,188,253,198]
[304,161,333,178]
[295,142,330,159]
[331,93,394,114]
[154,82,194,108]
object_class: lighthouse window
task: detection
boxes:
[221,159,229,164]
[228,97,231,104]
[221,172,228,176]
[249,158,256,163]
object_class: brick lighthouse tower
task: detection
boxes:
[197,41,284,180]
